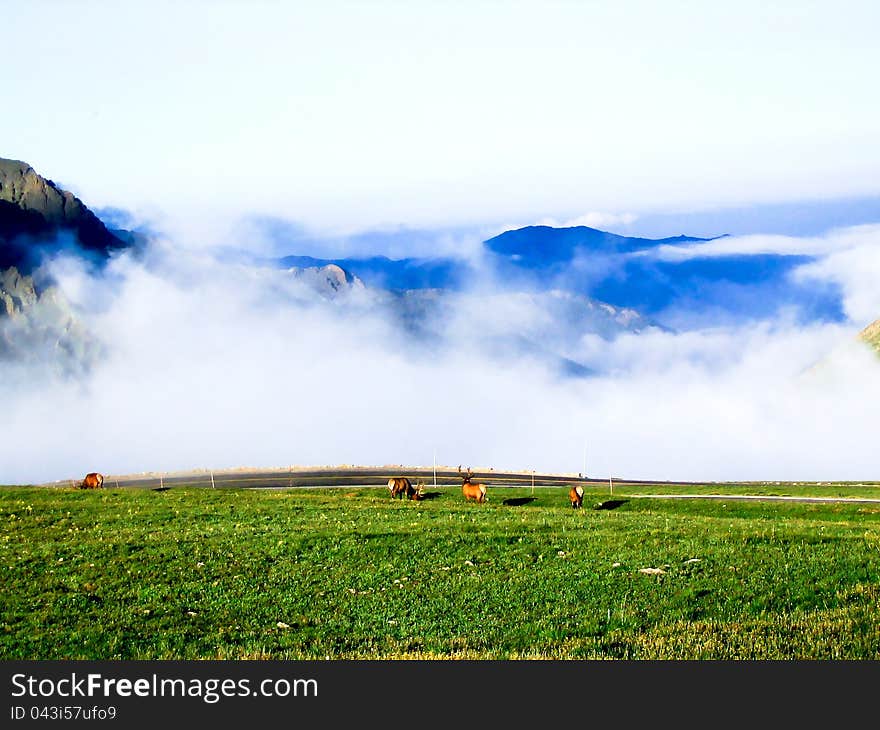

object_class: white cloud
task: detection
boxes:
[634,223,880,328]
[793,239,880,324]
[4,2,880,237]
[646,223,880,262]
[2,224,880,485]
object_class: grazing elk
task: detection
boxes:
[569,484,584,509]
[388,476,412,499]
[458,466,488,504]
[388,476,426,501]
[81,472,104,490]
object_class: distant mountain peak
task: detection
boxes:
[285,263,366,298]
[483,224,720,266]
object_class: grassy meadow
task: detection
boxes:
[2,482,880,659]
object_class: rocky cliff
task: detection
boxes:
[0,157,125,374]
[0,265,97,374]
[0,157,127,271]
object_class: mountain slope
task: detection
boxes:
[483,224,843,324]
[0,157,128,271]
[372,285,664,378]
[0,265,97,374]
[0,157,132,374]
[858,317,880,355]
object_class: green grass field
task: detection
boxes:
[2,483,880,659]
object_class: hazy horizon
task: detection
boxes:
[4,1,880,234]
[2,1,879,485]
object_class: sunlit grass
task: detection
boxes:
[2,484,879,659]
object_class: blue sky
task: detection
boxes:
[3,2,880,483]
[3,1,880,240]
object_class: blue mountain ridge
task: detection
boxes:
[273,225,845,327]
[277,254,463,291]
[484,224,723,263]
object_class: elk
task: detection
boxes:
[569,484,584,508]
[388,476,425,501]
[81,472,104,490]
[388,477,425,502]
[458,466,488,503]
[388,476,412,499]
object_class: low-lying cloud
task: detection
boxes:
[649,223,880,262]
[1,223,879,485]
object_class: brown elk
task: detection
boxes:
[569,484,584,508]
[388,477,426,501]
[388,476,412,499]
[458,466,488,503]
[81,472,104,490]
[388,477,425,501]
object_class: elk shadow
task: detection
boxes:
[593,499,628,510]
[152,486,172,492]
[503,497,537,507]
[416,491,443,501]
